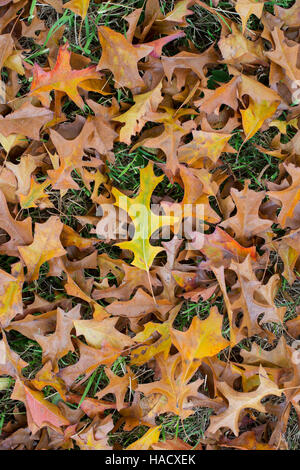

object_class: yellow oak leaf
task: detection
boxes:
[112,163,180,271]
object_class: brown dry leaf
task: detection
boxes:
[93,262,160,301]
[208,366,282,436]
[266,28,300,83]
[0,190,32,256]
[97,26,153,90]
[0,332,27,378]
[220,431,275,450]
[48,119,96,190]
[137,353,203,418]
[190,226,257,267]
[6,309,57,341]
[235,0,264,33]
[73,415,114,450]
[267,164,300,228]
[152,438,202,450]
[6,155,43,196]
[219,23,266,66]
[58,339,120,388]
[230,256,285,336]
[96,367,137,411]
[18,216,66,281]
[34,306,81,372]
[220,181,273,245]
[106,288,173,330]
[275,2,300,28]
[0,103,53,141]
[73,317,134,351]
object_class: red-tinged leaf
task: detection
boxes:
[11,379,70,433]
[190,226,257,267]
[30,43,103,109]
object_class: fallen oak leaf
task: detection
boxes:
[235,0,264,33]
[63,0,90,19]
[112,162,180,271]
[73,317,135,351]
[60,224,99,250]
[64,272,108,321]
[178,129,234,165]
[114,81,163,145]
[48,119,97,191]
[229,256,285,337]
[137,353,204,418]
[189,226,257,268]
[0,331,27,379]
[266,28,300,84]
[0,133,27,154]
[31,361,68,401]
[18,216,66,281]
[105,288,173,331]
[131,304,181,365]
[126,425,161,450]
[6,309,57,340]
[93,262,160,302]
[11,378,70,434]
[220,181,273,246]
[152,438,202,450]
[67,396,117,418]
[218,23,266,67]
[58,339,123,389]
[6,154,44,197]
[0,261,24,328]
[30,42,103,109]
[220,430,275,450]
[0,189,33,256]
[131,107,196,177]
[0,33,14,70]
[33,305,81,372]
[73,415,113,450]
[97,26,153,90]
[267,164,300,228]
[207,366,282,436]
[0,103,53,141]
[140,31,185,58]
[238,75,281,143]
[19,177,51,209]
[198,76,240,115]
[171,306,229,381]
[274,2,300,28]
[96,367,137,411]
[157,0,194,24]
